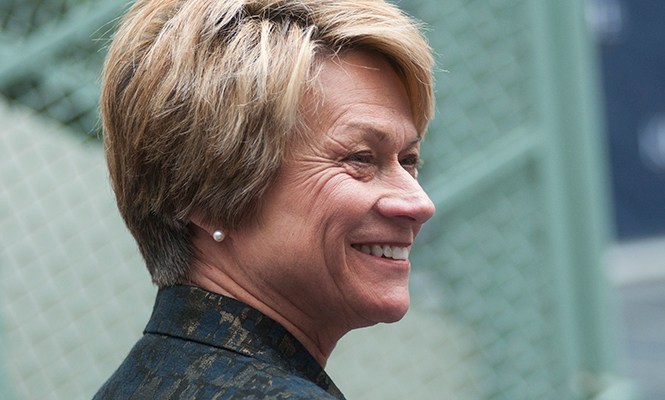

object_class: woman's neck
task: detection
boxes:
[187,259,342,368]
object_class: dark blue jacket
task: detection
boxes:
[93,285,345,399]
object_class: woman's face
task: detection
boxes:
[229,50,435,330]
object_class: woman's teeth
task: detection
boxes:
[352,244,409,260]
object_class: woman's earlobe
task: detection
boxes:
[189,214,225,242]
[212,230,225,242]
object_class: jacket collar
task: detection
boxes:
[144,285,344,398]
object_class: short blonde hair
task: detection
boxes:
[102,0,434,287]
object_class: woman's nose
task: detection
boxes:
[375,171,435,225]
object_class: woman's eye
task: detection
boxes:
[400,154,422,169]
[345,152,374,164]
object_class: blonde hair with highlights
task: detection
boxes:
[102,0,434,287]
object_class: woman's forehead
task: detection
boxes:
[305,51,414,127]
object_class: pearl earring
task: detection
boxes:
[212,230,225,242]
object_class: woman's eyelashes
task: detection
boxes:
[341,150,422,178]
[399,153,420,168]
[399,153,422,176]
[344,151,374,165]
[342,151,376,179]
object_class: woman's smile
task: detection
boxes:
[350,243,410,260]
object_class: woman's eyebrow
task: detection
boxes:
[346,124,389,142]
[347,123,421,146]
[407,136,422,147]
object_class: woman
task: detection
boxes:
[95,0,435,398]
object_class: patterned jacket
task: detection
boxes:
[93,285,346,399]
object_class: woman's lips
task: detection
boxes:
[351,244,410,260]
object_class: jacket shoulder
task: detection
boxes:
[93,334,340,400]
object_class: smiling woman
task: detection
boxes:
[95,1,435,399]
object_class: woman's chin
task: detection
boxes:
[381,299,410,324]
[359,290,410,326]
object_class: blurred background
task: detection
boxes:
[0,0,662,399]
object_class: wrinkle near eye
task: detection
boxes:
[343,160,376,181]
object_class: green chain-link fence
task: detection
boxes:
[1,0,631,399]
[0,0,127,135]
[0,99,156,400]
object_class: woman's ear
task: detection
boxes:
[189,213,210,231]
[189,211,236,245]
[188,213,222,240]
